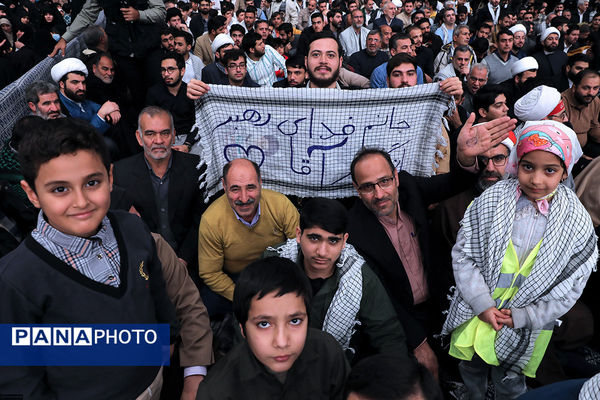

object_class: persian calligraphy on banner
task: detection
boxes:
[192,84,451,201]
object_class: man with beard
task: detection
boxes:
[242,32,287,86]
[532,27,568,78]
[434,45,472,82]
[327,10,343,40]
[50,58,120,135]
[161,28,176,53]
[200,33,235,84]
[273,56,307,87]
[25,81,63,119]
[174,30,205,83]
[433,25,474,75]
[553,53,590,93]
[371,34,425,88]
[373,1,403,32]
[190,0,211,38]
[113,106,206,285]
[146,52,196,152]
[561,24,581,54]
[509,24,528,59]
[277,23,300,57]
[340,9,370,57]
[86,53,122,105]
[347,30,388,78]
[562,69,600,160]
[497,56,538,117]
[416,18,442,58]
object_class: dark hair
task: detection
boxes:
[11,115,44,151]
[286,55,306,69]
[566,23,580,35]
[386,53,417,78]
[81,25,105,49]
[389,33,412,52]
[344,354,443,400]
[242,31,262,53]
[474,84,507,118]
[221,1,234,13]
[497,27,513,38]
[235,8,245,17]
[266,36,284,48]
[350,148,395,183]
[207,15,227,33]
[230,23,245,36]
[328,9,342,20]
[245,5,257,15]
[457,4,467,14]
[278,22,293,35]
[166,7,182,22]
[233,257,312,333]
[415,17,430,27]
[551,15,569,28]
[59,70,86,85]
[19,118,111,191]
[25,81,58,105]
[454,44,471,55]
[161,51,185,69]
[173,29,193,46]
[160,27,175,37]
[471,37,489,53]
[222,48,246,66]
[567,53,591,67]
[573,68,600,86]
[311,11,324,22]
[222,158,261,182]
[299,197,347,234]
[254,19,268,29]
[308,31,343,57]
[178,1,191,11]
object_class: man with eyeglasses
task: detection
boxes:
[146,52,197,153]
[222,48,260,87]
[346,114,517,381]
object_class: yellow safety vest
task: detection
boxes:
[449,239,553,377]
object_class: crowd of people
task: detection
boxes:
[2,0,600,399]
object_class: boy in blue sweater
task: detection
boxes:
[0,118,177,399]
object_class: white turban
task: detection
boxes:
[509,24,527,35]
[50,58,88,83]
[514,85,562,121]
[211,33,234,54]
[541,27,560,42]
[511,56,538,76]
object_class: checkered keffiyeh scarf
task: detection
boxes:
[579,373,600,399]
[268,239,363,351]
[442,179,598,374]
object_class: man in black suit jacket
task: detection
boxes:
[346,115,516,380]
[113,106,205,282]
[532,27,569,78]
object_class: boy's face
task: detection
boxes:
[242,291,308,374]
[296,226,348,278]
[22,150,112,238]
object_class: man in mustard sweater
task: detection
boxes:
[198,158,299,316]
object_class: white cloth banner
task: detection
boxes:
[192,84,451,200]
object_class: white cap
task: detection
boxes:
[514,85,562,121]
[392,0,402,8]
[211,33,235,54]
[541,27,560,42]
[50,58,88,83]
[509,24,527,35]
[511,56,538,76]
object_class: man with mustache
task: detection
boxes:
[50,58,121,135]
[25,81,63,120]
[113,106,206,288]
[197,158,299,317]
[146,52,197,153]
[562,69,600,162]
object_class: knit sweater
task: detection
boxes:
[198,189,299,301]
[0,210,177,400]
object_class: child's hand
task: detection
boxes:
[497,309,514,328]
[478,307,505,331]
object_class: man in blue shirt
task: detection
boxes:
[370,33,425,88]
[50,57,120,135]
